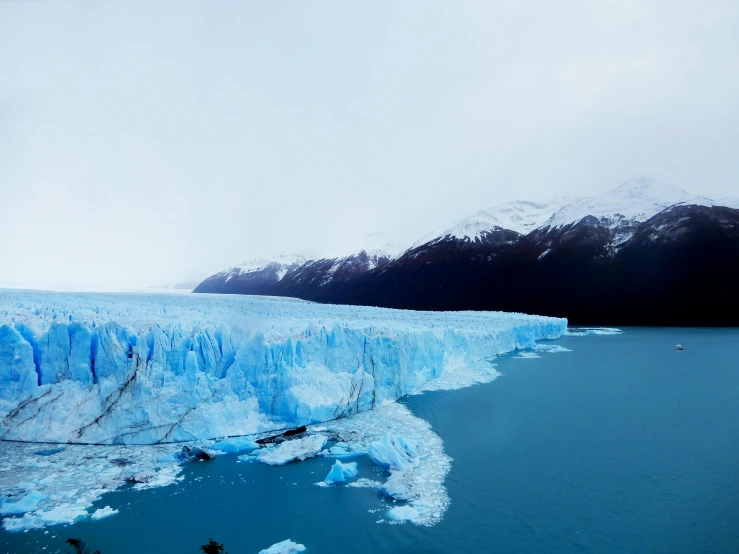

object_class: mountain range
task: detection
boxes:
[193,178,739,325]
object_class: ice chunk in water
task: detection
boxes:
[387,505,420,522]
[90,506,118,520]
[324,460,358,484]
[258,539,306,553]
[369,434,419,472]
[514,351,541,359]
[0,491,46,515]
[3,503,87,531]
[567,327,623,336]
[255,435,327,466]
[209,437,259,453]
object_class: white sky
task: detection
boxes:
[1,0,738,289]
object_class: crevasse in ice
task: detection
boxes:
[0,290,566,444]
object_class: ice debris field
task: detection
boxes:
[0,290,588,532]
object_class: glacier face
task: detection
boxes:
[0,290,566,444]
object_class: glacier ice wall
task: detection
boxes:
[0,290,566,444]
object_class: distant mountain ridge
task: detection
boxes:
[197,232,410,295]
[194,178,739,325]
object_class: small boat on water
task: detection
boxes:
[675,344,684,350]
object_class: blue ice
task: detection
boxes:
[0,290,567,444]
[324,460,358,484]
[0,491,46,515]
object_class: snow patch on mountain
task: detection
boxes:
[321,232,412,262]
[542,177,691,230]
[412,177,739,249]
[216,232,414,286]
[221,252,316,283]
[681,195,739,210]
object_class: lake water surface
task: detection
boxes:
[4,328,739,553]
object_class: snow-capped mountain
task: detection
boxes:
[542,177,691,229]
[320,231,410,262]
[681,195,739,210]
[194,232,412,295]
[218,252,316,284]
[417,197,571,246]
[408,176,738,255]
[335,202,739,325]
[194,178,739,325]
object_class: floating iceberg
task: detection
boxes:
[0,490,46,515]
[0,290,567,444]
[209,436,259,454]
[369,435,423,502]
[3,503,89,531]
[347,478,382,488]
[533,344,572,353]
[514,351,541,359]
[324,460,358,484]
[0,440,182,532]
[387,505,420,522]
[258,539,306,554]
[322,402,451,526]
[90,506,118,520]
[254,435,327,466]
[567,327,623,336]
[320,443,363,458]
[369,435,419,473]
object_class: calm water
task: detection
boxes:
[4,328,739,553]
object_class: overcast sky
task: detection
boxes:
[1,0,738,290]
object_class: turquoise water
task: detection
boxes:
[4,328,739,553]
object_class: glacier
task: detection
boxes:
[0,290,566,445]
[0,289,569,531]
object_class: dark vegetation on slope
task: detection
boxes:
[195,205,739,326]
[65,537,229,554]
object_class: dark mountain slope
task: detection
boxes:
[316,205,739,325]
[194,203,739,326]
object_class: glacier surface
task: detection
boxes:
[0,289,569,531]
[0,290,566,445]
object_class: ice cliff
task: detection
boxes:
[0,290,566,444]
